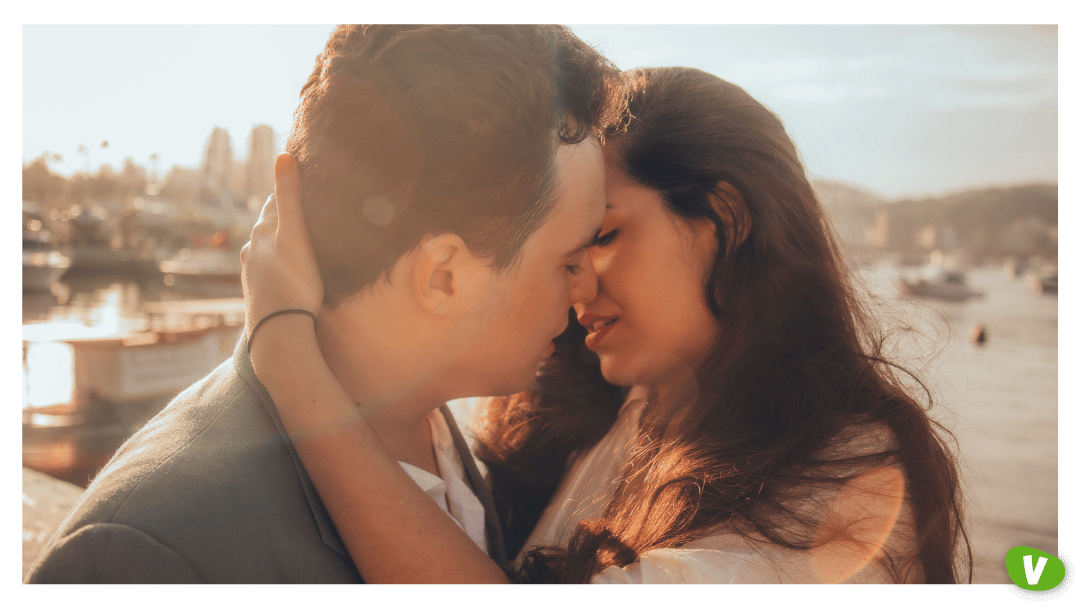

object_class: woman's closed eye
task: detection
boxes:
[591,229,619,248]
[568,229,618,273]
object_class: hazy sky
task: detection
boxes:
[22,24,1057,199]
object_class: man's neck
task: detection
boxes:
[371,408,439,478]
[315,297,447,477]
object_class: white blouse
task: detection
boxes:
[398,409,488,554]
[523,388,917,584]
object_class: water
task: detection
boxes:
[21,265,1057,583]
[21,274,243,486]
[856,264,1057,583]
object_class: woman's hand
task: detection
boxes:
[241,153,323,352]
[237,155,510,582]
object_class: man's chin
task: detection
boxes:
[481,371,539,399]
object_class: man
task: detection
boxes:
[26,25,625,583]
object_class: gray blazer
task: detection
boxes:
[25,337,506,583]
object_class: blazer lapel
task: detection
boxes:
[439,404,509,566]
[233,336,352,560]
[236,330,508,567]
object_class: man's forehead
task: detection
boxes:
[552,139,604,206]
[548,144,605,240]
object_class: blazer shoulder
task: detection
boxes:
[26,522,203,583]
[32,354,361,582]
[77,361,254,523]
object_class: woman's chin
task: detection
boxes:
[598,351,696,393]
[597,355,644,389]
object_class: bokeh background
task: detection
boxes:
[19,24,1063,588]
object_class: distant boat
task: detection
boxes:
[66,247,161,276]
[900,266,984,302]
[1003,257,1028,280]
[63,205,161,276]
[1028,268,1057,295]
[23,250,71,293]
[23,207,71,292]
[159,248,241,285]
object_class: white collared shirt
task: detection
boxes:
[397,409,489,554]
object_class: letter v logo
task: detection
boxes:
[1023,554,1047,585]
[1006,546,1066,591]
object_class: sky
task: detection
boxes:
[21,23,1058,200]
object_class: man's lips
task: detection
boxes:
[578,313,618,349]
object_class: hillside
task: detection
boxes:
[887,183,1057,228]
[810,181,1057,259]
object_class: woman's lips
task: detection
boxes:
[580,314,618,350]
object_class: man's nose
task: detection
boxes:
[569,250,598,306]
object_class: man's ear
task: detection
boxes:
[410,233,468,315]
[709,181,752,254]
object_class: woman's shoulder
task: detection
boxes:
[806,462,918,582]
[590,529,907,584]
[798,418,923,581]
[591,499,919,585]
[590,539,782,583]
[590,420,923,584]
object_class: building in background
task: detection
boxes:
[199,127,235,208]
[245,124,276,211]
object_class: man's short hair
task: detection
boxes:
[286,25,627,306]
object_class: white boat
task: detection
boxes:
[22,298,245,425]
[900,266,983,302]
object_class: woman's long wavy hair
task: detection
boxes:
[473,67,970,583]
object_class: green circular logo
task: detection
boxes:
[1006,548,1075,600]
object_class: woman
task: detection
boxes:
[244,67,969,583]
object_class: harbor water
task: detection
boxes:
[21,264,1057,583]
[21,273,244,487]
[856,263,1058,584]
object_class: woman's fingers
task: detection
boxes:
[273,153,307,246]
[250,194,279,246]
[240,152,324,316]
[258,192,279,224]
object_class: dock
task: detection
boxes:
[22,468,85,580]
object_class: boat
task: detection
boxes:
[900,266,984,302]
[66,247,161,276]
[1028,268,1057,295]
[23,250,71,293]
[159,248,242,285]
[23,207,71,292]
[22,298,245,428]
[63,204,161,277]
[22,298,245,486]
[1003,257,1028,280]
